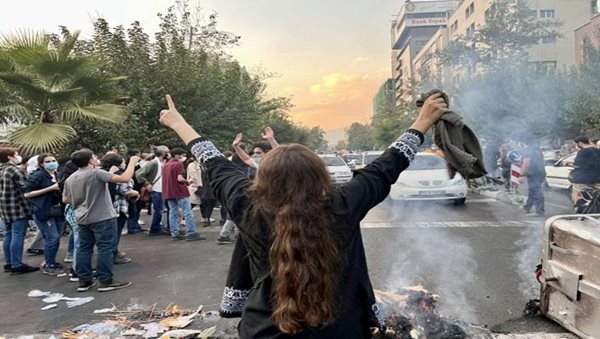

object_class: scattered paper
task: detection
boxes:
[41,304,57,311]
[160,329,202,338]
[122,328,146,336]
[28,290,51,298]
[141,322,168,338]
[159,306,202,329]
[66,297,94,308]
[199,326,217,339]
[73,322,122,335]
[42,293,65,303]
[94,306,118,314]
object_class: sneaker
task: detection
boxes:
[219,219,226,226]
[26,248,44,256]
[64,254,74,263]
[149,229,170,236]
[42,263,66,276]
[202,220,212,227]
[68,268,79,282]
[98,280,132,292]
[216,236,234,245]
[118,251,127,257]
[172,234,185,241]
[180,220,186,226]
[138,220,146,225]
[78,280,97,292]
[4,264,11,272]
[11,264,40,275]
[186,233,206,241]
[114,256,132,265]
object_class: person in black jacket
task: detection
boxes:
[158,93,447,338]
[568,136,600,202]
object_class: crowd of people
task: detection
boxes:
[0,124,282,292]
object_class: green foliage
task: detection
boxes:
[56,2,318,154]
[566,28,600,134]
[372,89,418,148]
[0,30,127,153]
[437,0,561,71]
[346,122,374,151]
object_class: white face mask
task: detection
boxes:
[13,155,23,165]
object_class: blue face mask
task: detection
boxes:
[252,156,262,165]
[44,162,59,171]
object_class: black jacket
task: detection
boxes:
[189,130,423,338]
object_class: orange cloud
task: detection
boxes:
[351,56,370,65]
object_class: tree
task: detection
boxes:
[437,0,561,72]
[372,89,418,148]
[0,31,127,153]
[346,122,374,151]
[567,27,600,134]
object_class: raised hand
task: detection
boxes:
[262,127,275,140]
[233,133,243,147]
[410,93,448,134]
[159,95,187,130]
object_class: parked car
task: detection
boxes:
[318,154,353,184]
[389,153,468,205]
[354,151,384,170]
[545,152,577,190]
[341,154,362,170]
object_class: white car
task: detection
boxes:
[355,151,384,170]
[319,154,353,184]
[545,152,577,190]
[389,152,468,205]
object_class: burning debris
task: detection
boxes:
[372,286,492,339]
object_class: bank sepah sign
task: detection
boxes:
[406,17,447,27]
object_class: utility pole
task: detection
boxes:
[188,26,194,50]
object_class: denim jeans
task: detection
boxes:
[126,202,143,233]
[28,230,45,251]
[150,192,164,233]
[2,219,29,268]
[65,204,79,269]
[114,213,128,256]
[33,215,65,266]
[167,197,197,236]
[76,218,117,284]
[0,218,5,236]
[524,175,545,214]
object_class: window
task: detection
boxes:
[466,23,475,35]
[450,20,458,33]
[540,10,554,18]
[542,35,556,44]
[465,2,475,18]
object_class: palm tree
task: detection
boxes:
[0,30,127,153]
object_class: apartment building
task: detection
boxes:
[403,0,595,98]
[574,12,600,63]
[391,0,459,104]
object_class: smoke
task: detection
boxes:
[381,200,478,323]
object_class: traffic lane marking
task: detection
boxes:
[361,220,541,229]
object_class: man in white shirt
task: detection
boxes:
[135,146,170,235]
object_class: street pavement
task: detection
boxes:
[0,189,575,336]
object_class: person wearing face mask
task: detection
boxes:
[231,128,277,170]
[0,147,39,275]
[23,153,66,275]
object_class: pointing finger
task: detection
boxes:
[166,94,176,111]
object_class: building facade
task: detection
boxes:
[391,0,459,104]
[394,0,596,100]
[574,12,600,63]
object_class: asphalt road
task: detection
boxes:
[0,190,574,335]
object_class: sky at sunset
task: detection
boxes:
[1,0,401,131]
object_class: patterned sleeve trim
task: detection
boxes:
[189,137,225,164]
[388,129,424,162]
[371,303,385,328]
[219,286,251,317]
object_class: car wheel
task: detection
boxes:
[453,198,466,206]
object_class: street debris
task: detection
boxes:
[41,304,58,311]
[66,297,95,308]
[522,299,540,317]
[28,289,51,298]
[94,306,119,314]
[372,286,493,338]
[27,289,94,309]
[61,304,223,338]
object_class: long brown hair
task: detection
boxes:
[249,144,341,334]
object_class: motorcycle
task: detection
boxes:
[573,187,600,214]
